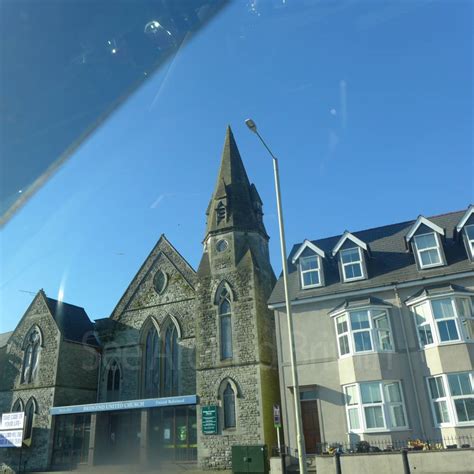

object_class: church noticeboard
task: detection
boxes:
[202,406,218,435]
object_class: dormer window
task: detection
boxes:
[456,206,474,261]
[332,232,368,283]
[341,247,364,281]
[300,255,321,288]
[413,233,443,268]
[292,240,325,289]
[465,225,474,257]
[406,215,446,270]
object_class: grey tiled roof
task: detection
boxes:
[46,297,99,346]
[329,296,390,315]
[268,210,473,306]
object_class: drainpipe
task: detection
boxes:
[394,285,426,439]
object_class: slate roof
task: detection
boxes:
[404,283,474,304]
[328,297,390,315]
[45,297,99,346]
[268,210,474,306]
[204,126,268,238]
[0,331,13,348]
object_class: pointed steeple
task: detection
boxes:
[204,126,268,239]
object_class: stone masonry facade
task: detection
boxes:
[0,127,280,472]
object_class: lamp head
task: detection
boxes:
[245,118,257,133]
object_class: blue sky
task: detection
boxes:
[1,0,472,332]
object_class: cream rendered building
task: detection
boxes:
[269,206,474,457]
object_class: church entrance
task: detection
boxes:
[149,405,197,464]
[50,395,198,469]
[51,414,91,469]
[104,410,141,465]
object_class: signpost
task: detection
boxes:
[0,412,25,473]
[0,430,23,448]
[0,412,25,447]
[202,406,218,435]
[273,405,282,455]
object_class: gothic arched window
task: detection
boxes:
[217,285,233,360]
[106,360,121,401]
[223,383,236,429]
[163,323,179,397]
[143,325,160,398]
[12,398,24,413]
[24,397,37,441]
[21,328,41,384]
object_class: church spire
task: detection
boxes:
[204,126,268,239]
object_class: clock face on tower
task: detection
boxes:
[216,239,229,253]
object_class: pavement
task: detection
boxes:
[33,466,232,474]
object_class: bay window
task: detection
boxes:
[427,372,474,426]
[411,296,474,348]
[344,381,408,433]
[335,308,393,357]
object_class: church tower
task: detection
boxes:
[196,127,279,469]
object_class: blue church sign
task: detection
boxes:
[50,395,197,415]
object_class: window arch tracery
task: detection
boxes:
[163,322,179,397]
[24,397,37,441]
[12,398,24,413]
[141,316,180,398]
[215,282,233,360]
[106,360,121,401]
[217,378,239,430]
[21,327,42,384]
[223,382,236,428]
[143,321,161,398]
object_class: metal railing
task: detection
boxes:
[272,434,474,457]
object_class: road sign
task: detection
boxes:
[202,406,218,435]
[0,430,23,448]
[0,412,24,449]
[1,412,25,430]
[273,404,281,428]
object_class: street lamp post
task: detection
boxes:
[245,119,307,474]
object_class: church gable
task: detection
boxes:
[9,291,60,347]
[3,291,61,391]
[111,235,197,320]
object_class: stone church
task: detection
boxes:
[0,127,279,472]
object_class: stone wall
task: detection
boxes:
[0,294,61,473]
[196,229,279,470]
[56,340,99,394]
[197,365,264,470]
[314,449,474,474]
[99,237,197,402]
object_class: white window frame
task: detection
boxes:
[334,308,394,358]
[411,296,474,348]
[465,225,474,259]
[300,255,322,289]
[344,381,409,433]
[427,372,474,427]
[413,232,444,269]
[340,246,365,282]
[427,375,451,426]
[335,314,350,356]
